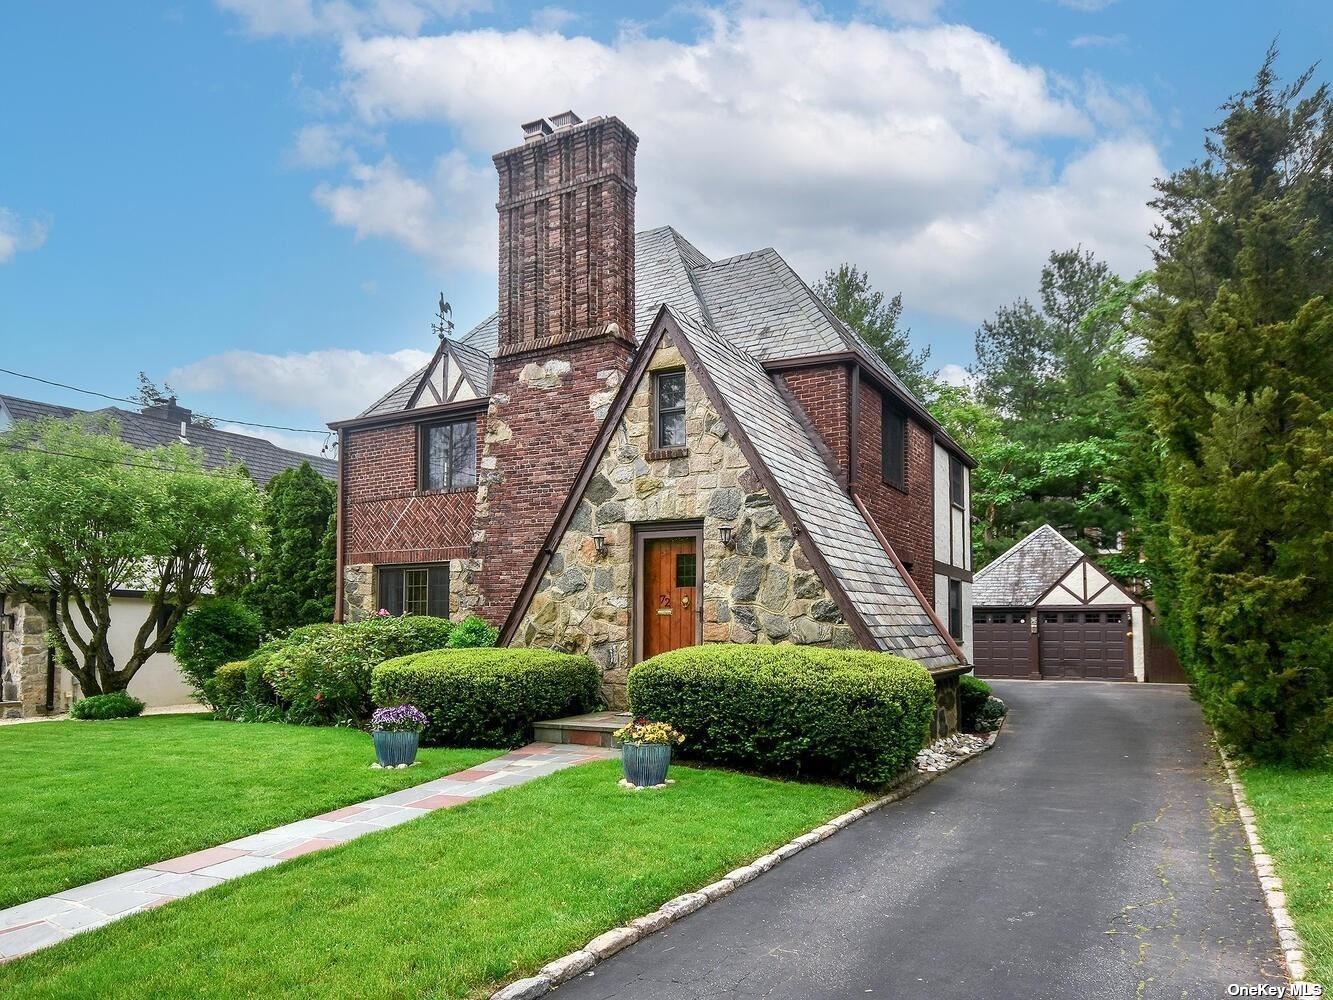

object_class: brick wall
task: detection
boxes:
[468,337,634,623]
[341,415,483,565]
[782,365,849,477]
[854,382,936,603]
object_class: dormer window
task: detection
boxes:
[654,371,687,450]
[419,419,476,491]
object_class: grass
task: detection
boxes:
[1239,759,1333,984]
[0,760,863,999]
[0,714,497,910]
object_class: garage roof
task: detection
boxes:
[973,524,1085,608]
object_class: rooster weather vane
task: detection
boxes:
[432,294,454,340]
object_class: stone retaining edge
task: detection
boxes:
[490,721,1005,1000]
[1217,747,1313,985]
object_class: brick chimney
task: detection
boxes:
[465,113,640,626]
[493,112,638,354]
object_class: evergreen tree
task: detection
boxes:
[815,264,936,399]
[1140,47,1333,762]
[245,462,337,633]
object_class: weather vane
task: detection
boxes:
[432,293,454,340]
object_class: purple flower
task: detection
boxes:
[370,704,429,733]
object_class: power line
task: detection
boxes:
[4,443,256,479]
[0,367,332,436]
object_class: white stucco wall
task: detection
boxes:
[63,595,196,707]
[933,442,972,661]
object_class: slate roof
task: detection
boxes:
[0,394,336,487]
[973,524,1086,608]
[673,310,959,668]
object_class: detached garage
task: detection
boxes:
[972,524,1147,682]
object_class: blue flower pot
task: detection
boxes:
[373,730,420,767]
[622,742,672,787]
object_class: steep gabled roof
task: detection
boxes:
[973,524,1086,608]
[501,307,961,670]
[0,394,336,486]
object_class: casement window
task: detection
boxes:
[378,565,449,618]
[420,419,476,491]
[653,371,687,450]
[881,399,906,489]
[948,579,963,639]
[949,455,965,508]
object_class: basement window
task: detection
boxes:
[420,419,476,491]
[378,565,449,618]
[654,371,687,450]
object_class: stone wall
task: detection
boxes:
[1,597,63,719]
[930,672,961,740]
[509,332,855,707]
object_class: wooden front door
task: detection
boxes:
[642,537,699,660]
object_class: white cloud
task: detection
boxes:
[311,152,493,269]
[0,208,49,264]
[170,346,433,423]
[1070,33,1126,48]
[863,0,944,23]
[217,0,489,38]
[286,123,365,168]
[936,363,973,387]
[530,6,577,32]
[1055,0,1117,10]
[302,7,1161,322]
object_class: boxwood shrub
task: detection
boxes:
[204,661,249,714]
[371,648,598,747]
[627,645,935,788]
[959,673,992,732]
[70,692,146,720]
[263,615,455,725]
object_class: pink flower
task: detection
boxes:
[315,692,324,702]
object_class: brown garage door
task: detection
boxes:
[972,610,1032,678]
[1037,610,1130,680]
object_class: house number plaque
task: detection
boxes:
[657,594,673,616]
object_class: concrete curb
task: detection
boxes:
[1217,747,1312,985]
[490,722,1004,1000]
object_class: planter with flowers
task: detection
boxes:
[370,704,428,768]
[614,718,685,788]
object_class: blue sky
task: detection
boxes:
[1,1,1328,455]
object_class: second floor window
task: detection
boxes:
[654,371,687,450]
[881,399,906,489]
[949,455,965,508]
[420,419,476,491]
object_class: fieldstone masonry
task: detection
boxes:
[1,598,65,719]
[510,333,855,707]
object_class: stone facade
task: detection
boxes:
[510,333,855,707]
[1,597,65,719]
[930,672,960,740]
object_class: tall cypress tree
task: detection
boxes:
[245,462,337,633]
[1141,48,1333,761]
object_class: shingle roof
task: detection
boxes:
[973,524,1085,608]
[449,338,493,396]
[673,309,959,669]
[0,394,336,487]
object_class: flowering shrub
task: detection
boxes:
[370,704,428,733]
[613,718,685,746]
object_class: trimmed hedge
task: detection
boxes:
[172,598,263,697]
[959,673,992,732]
[71,692,145,720]
[371,649,599,748]
[627,645,935,788]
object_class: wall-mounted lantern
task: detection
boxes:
[719,523,734,548]
[592,531,607,557]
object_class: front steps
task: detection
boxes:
[533,710,632,749]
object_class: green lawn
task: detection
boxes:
[1239,760,1333,984]
[0,714,497,910]
[0,760,863,999]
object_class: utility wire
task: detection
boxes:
[4,443,254,479]
[0,367,331,436]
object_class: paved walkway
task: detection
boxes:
[0,742,616,961]
[557,682,1283,1000]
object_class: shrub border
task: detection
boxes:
[490,719,1005,1000]
[1217,747,1312,985]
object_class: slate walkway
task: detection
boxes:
[0,742,617,962]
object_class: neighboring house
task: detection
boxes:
[331,111,974,723]
[0,394,336,719]
[970,524,1148,682]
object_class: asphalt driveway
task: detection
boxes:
[556,681,1283,1000]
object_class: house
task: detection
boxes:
[0,394,336,718]
[331,112,974,725]
[970,524,1148,681]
